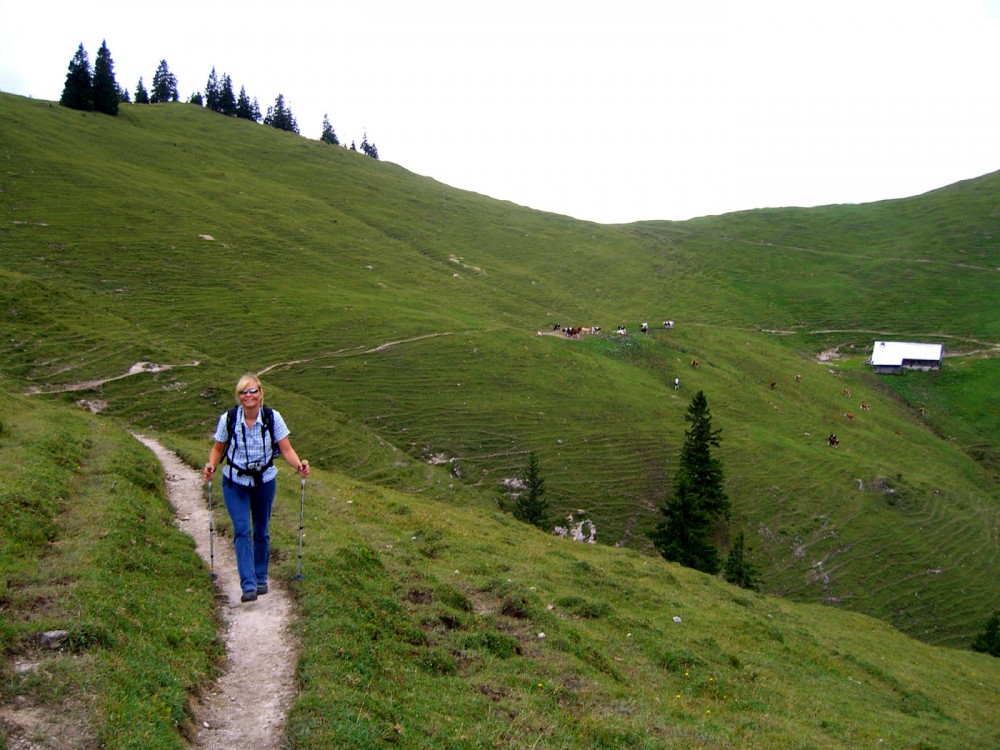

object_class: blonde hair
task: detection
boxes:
[234,374,263,403]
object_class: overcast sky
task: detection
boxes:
[2,0,999,223]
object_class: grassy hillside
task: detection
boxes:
[0,92,998,653]
[0,382,221,748]
[1,385,998,749]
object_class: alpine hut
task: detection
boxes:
[869,341,943,374]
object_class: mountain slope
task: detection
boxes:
[0,92,997,647]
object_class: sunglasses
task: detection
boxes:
[239,388,261,396]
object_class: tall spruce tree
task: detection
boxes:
[512,451,549,530]
[361,131,380,159]
[134,77,149,104]
[219,74,237,116]
[723,531,762,590]
[649,390,729,574]
[150,60,178,103]
[60,43,93,111]
[263,94,299,133]
[204,68,221,111]
[235,86,258,121]
[320,114,340,145]
[91,40,119,116]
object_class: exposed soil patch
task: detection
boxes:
[133,435,298,750]
[24,361,201,395]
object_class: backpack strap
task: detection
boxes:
[223,404,277,485]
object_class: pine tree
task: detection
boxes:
[219,74,237,116]
[320,114,339,145]
[91,40,119,116]
[511,451,549,530]
[649,490,723,573]
[676,390,729,518]
[649,390,729,574]
[134,77,149,104]
[204,67,220,111]
[60,43,93,111]
[235,86,257,121]
[723,531,762,590]
[263,94,299,133]
[361,130,379,160]
[972,610,1000,657]
[150,60,178,103]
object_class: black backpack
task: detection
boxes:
[224,405,276,485]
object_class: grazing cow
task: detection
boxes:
[564,327,582,338]
[860,402,871,411]
[917,406,926,415]
[842,388,852,398]
[769,380,777,390]
[844,411,856,422]
[674,378,681,390]
[828,434,840,447]
[553,324,561,331]
[691,359,699,369]
[592,326,602,334]
[795,374,802,383]
[641,322,649,334]
[663,320,674,329]
[616,325,627,335]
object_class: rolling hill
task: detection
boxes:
[0,91,997,651]
[2,90,999,749]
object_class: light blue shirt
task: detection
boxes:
[214,406,290,486]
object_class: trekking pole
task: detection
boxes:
[295,476,306,580]
[207,479,218,580]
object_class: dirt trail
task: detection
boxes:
[133,435,297,750]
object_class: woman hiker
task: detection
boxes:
[202,374,310,602]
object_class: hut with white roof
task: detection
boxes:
[869,341,943,374]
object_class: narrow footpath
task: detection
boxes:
[133,435,297,750]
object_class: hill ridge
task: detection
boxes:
[0,92,997,648]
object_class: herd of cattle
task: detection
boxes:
[550,320,676,338]
[544,320,902,450]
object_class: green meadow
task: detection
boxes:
[1,92,998,748]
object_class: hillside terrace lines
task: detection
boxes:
[759,327,1000,350]
[362,332,454,354]
[256,333,456,375]
[15,333,462,391]
[717,234,1000,273]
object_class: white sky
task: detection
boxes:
[2,0,999,223]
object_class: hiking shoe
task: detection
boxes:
[241,590,257,602]
[257,583,268,595]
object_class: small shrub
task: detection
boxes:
[64,622,115,651]
[554,595,612,619]
[499,593,537,619]
[417,646,457,675]
[433,583,473,613]
[655,647,702,673]
[459,630,521,658]
[971,610,1000,657]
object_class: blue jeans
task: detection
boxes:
[222,476,276,593]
